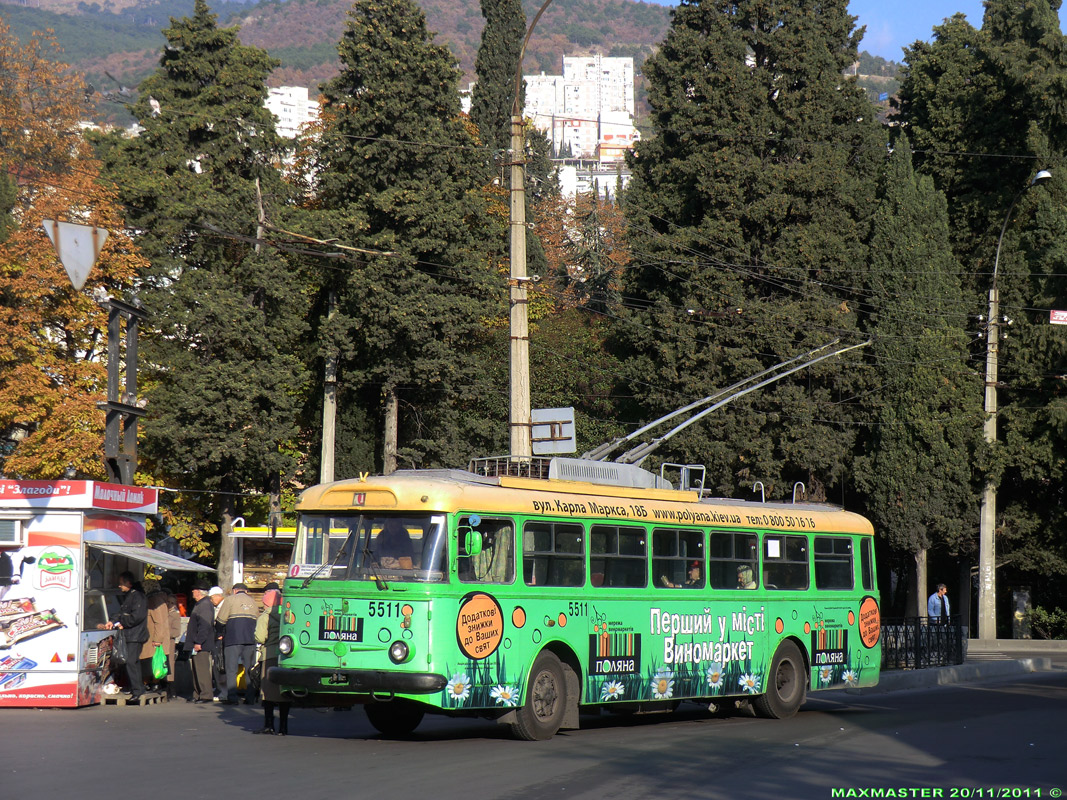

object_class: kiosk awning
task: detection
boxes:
[87,542,215,573]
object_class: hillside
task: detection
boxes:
[0,0,900,124]
[0,0,671,113]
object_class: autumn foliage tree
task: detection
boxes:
[0,22,146,479]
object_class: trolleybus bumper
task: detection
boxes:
[269,666,447,695]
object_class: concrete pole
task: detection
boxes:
[977,169,1050,641]
[509,111,531,458]
[506,0,556,461]
[320,290,337,483]
[978,285,999,640]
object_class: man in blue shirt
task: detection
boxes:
[927,583,950,622]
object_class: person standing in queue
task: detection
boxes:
[215,583,260,704]
[184,581,216,703]
[253,583,291,735]
[142,579,172,696]
[208,586,226,700]
[105,571,149,701]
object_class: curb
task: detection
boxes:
[847,657,1055,695]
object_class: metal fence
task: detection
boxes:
[881,615,965,670]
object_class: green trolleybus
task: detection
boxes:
[270,457,881,739]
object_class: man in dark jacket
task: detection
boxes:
[108,571,148,700]
[184,581,216,703]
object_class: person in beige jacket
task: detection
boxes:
[141,580,173,695]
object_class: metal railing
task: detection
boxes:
[881,615,965,670]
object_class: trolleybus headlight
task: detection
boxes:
[388,640,410,664]
[279,635,294,656]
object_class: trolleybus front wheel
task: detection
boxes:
[365,699,425,737]
[753,640,806,719]
[510,651,567,740]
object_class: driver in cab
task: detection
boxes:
[373,520,414,570]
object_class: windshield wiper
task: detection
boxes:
[301,525,359,588]
[361,538,390,591]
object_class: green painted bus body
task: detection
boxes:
[273,469,881,722]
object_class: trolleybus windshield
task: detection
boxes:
[296,513,447,584]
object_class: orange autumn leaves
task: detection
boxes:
[0,21,148,479]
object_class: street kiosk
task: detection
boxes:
[0,479,211,707]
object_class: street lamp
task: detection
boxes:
[508,0,555,459]
[978,168,1051,641]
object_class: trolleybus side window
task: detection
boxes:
[813,536,853,590]
[652,527,704,589]
[457,516,515,584]
[589,524,647,588]
[861,537,875,591]
[763,534,809,590]
[707,531,759,590]
[523,521,584,587]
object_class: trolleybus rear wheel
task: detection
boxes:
[365,699,425,737]
[753,640,806,719]
[510,651,567,740]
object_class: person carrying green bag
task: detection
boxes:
[142,580,175,697]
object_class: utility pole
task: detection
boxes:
[507,0,555,459]
[978,169,1051,641]
[320,290,337,483]
[97,295,147,485]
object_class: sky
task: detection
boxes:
[642,1,994,63]
[848,0,986,61]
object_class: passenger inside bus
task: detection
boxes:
[737,564,757,589]
[661,561,702,589]
[373,520,414,570]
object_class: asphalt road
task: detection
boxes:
[4,669,1065,800]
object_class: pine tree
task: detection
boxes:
[94,0,308,583]
[620,0,884,498]
[853,138,980,612]
[312,0,503,470]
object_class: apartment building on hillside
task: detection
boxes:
[523,55,639,163]
[265,86,320,138]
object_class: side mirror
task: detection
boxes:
[463,530,483,557]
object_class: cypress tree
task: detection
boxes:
[95,0,308,582]
[897,0,1067,607]
[470,0,526,156]
[854,138,980,612]
[620,0,884,498]
[313,0,503,470]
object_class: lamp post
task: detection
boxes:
[978,168,1051,641]
[508,0,555,459]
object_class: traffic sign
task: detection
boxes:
[42,220,108,291]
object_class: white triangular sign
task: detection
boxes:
[42,219,109,291]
